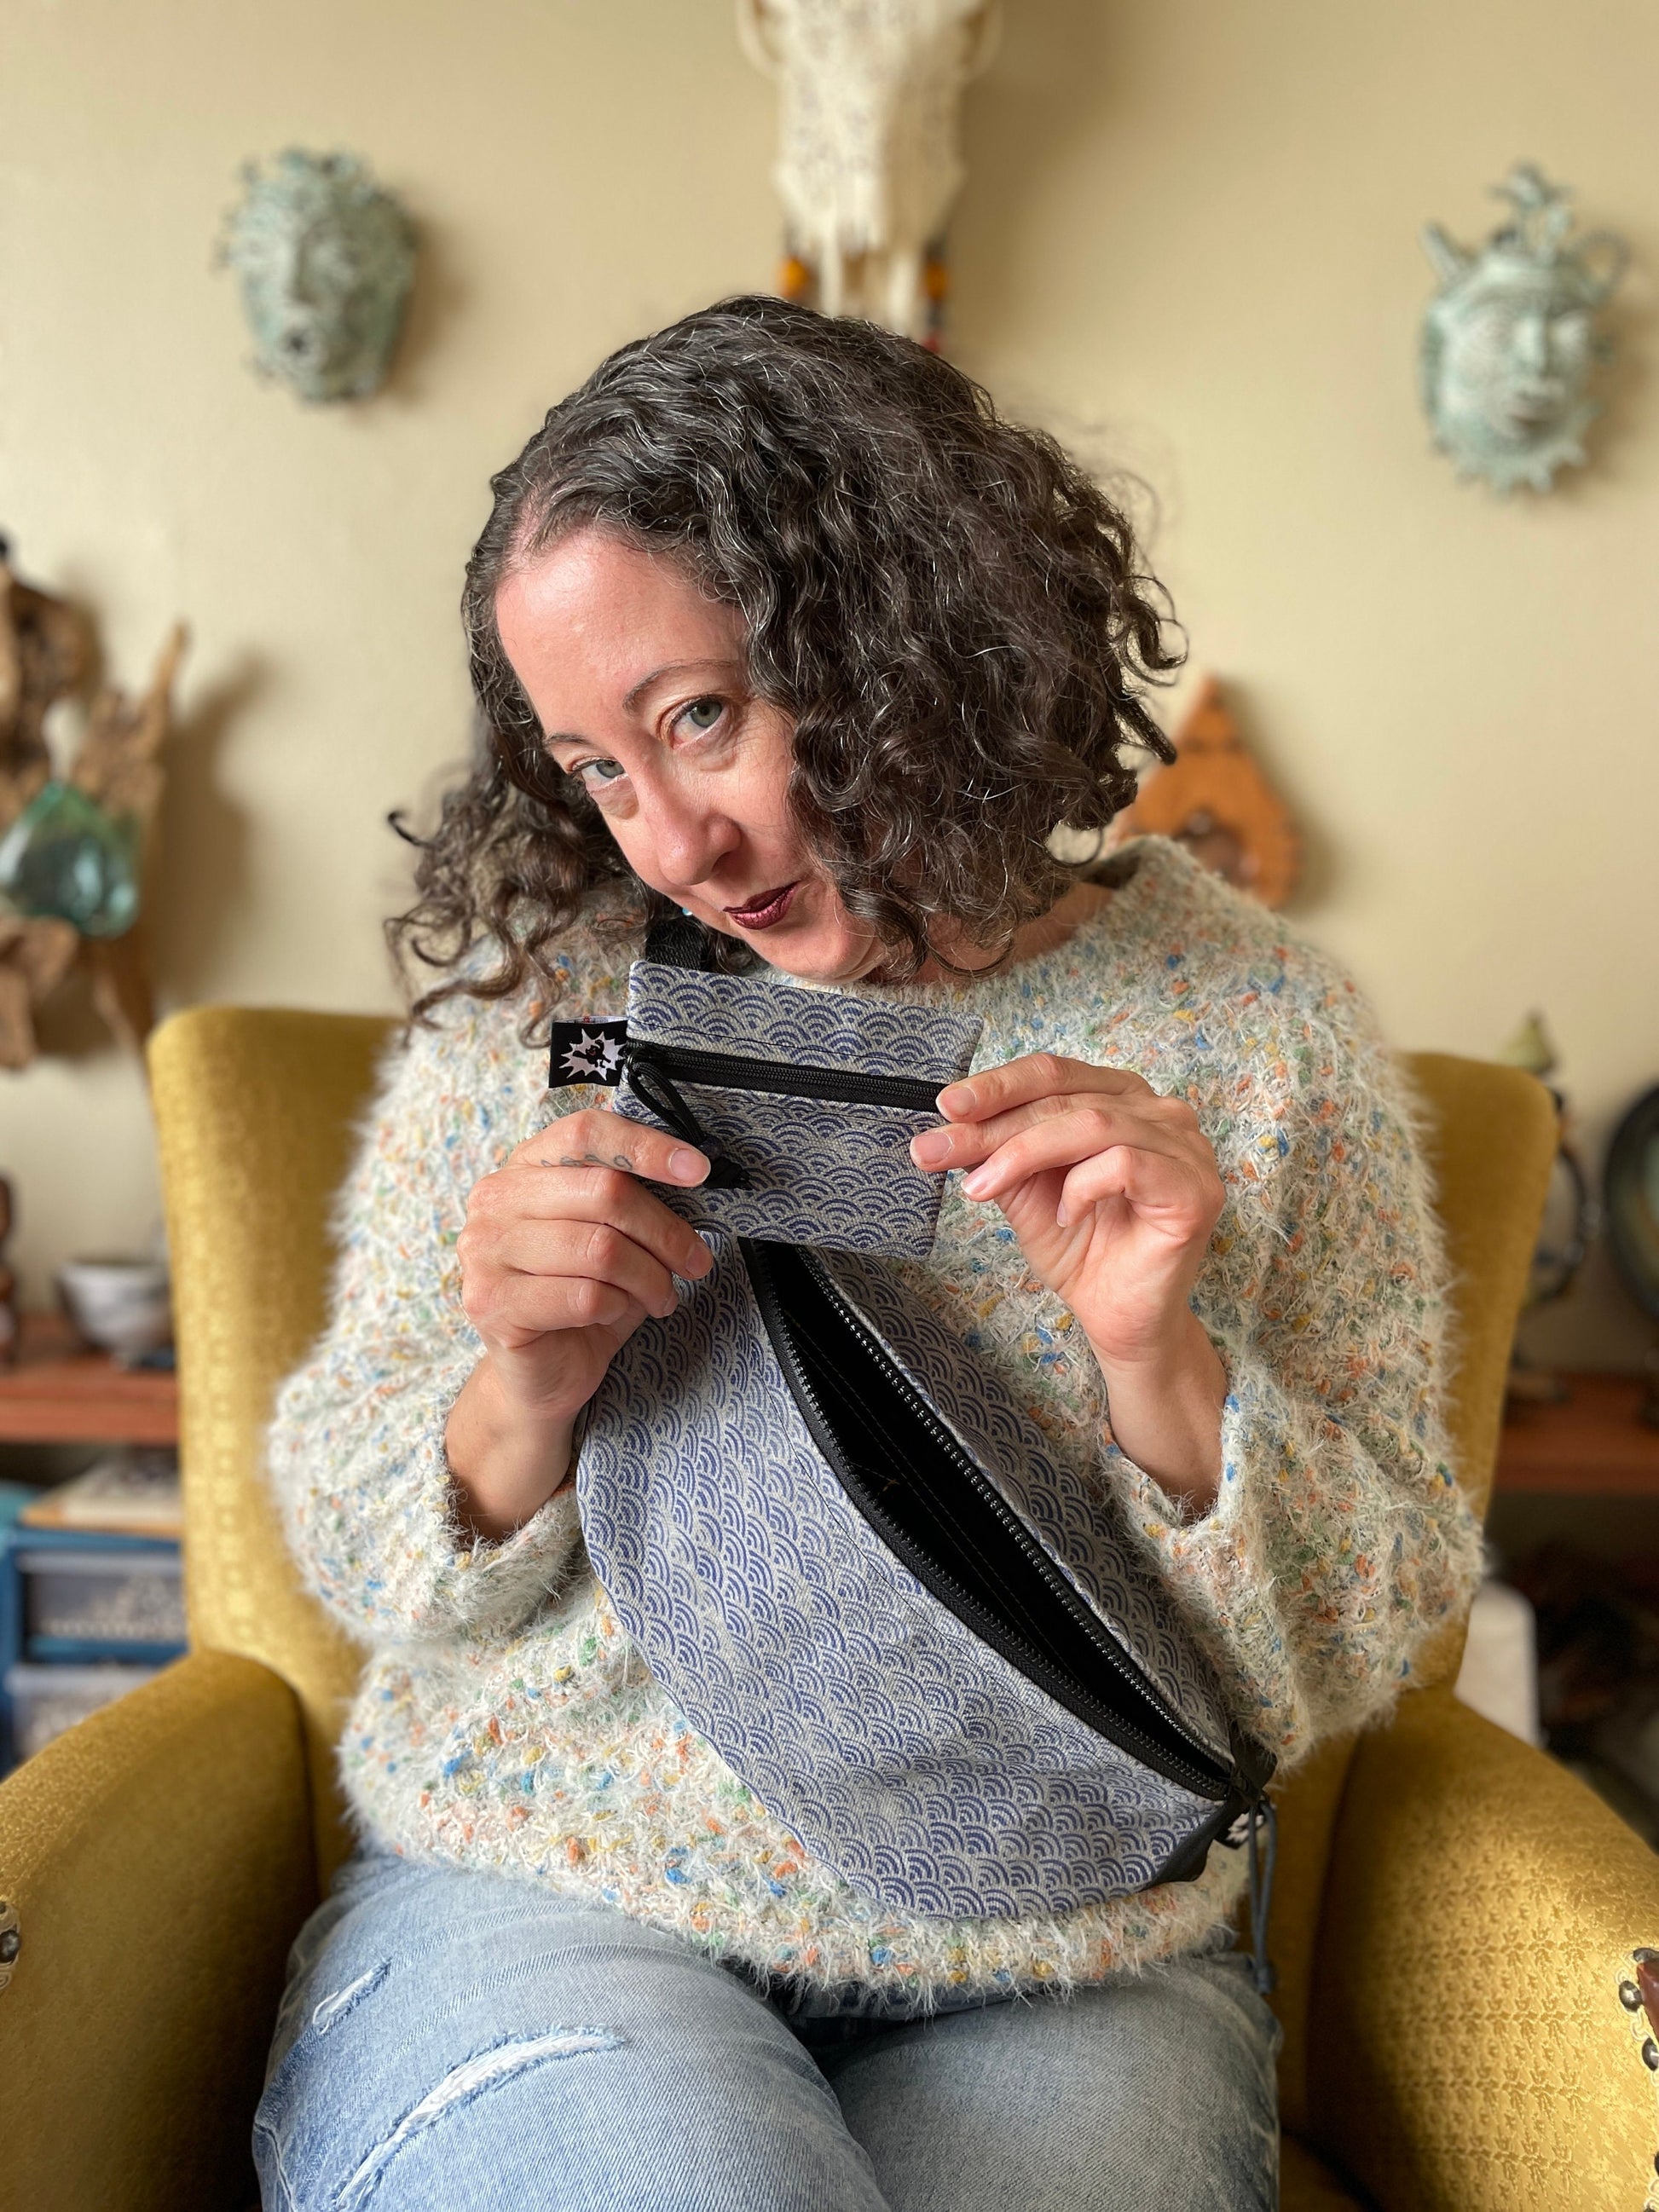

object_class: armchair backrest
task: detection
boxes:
[151,1007,396,1883]
[1266,1048,1555,2134]
[148,1012,1557,1940]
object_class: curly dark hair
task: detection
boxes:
[390,295,1181,1022]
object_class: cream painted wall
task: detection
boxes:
[2,0,1654,1367]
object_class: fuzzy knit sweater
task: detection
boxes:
[269,836,1483,2004]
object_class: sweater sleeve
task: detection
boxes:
[1104,1015,1484,1769]
[266,990,587,1651]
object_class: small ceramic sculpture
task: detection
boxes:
[1421,164,1627,494]
[739,0,999,341]
[220,148,416,403]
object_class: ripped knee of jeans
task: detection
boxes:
[334,2025,625,2211]
[312,1960,390,2036]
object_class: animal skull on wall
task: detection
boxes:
[739,0,1000,340]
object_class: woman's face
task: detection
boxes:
[495,528,890,984]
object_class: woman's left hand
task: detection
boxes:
[910,1053,1229,1507]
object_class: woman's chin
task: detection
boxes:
[749,917,885,985]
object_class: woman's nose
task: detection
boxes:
[1512,312,1549,374]
[647,782,742,891]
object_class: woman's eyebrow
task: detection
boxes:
[541,659,747,748]
[621,658,743,714]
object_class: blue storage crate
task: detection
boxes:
[0,1511,184,1771]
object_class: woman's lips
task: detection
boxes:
[723,881,800,929]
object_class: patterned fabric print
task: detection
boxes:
[268,840,1483,2006]
[342,1593,1246,1997]
[827,1249,1235,1766]
[579,1233,1220,1919]
[817,862,1483,1765]
[612,959,983,1256]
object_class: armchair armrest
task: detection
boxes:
[0,1649,318,2212]
[1306,1687,1659,2211]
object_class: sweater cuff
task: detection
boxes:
[432,1455,586,1632]
[1104,1342,1261,1552]
[389,1374,586,1638]
[279,1359,586,1648]
[1101,1348,1309,1754]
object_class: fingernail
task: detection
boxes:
[962,1166,991,1198]
[668,1146,708,1182]
[938,1083,975,1116]
[910,1129,951,1165]
[1055,1200,1072,1227]
[687,1238,714,1274]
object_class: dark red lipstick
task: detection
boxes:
[724,881,800,930]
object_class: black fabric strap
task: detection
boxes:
[645,908,720,971]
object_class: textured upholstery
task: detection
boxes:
[3,1008,1653,2212]
[0,1649,313,2212]
[1269,1048,1558,2146]
[148,1005,393,1883]
[1309,1686,1659,2207]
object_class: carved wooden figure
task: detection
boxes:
[73,622,186,1054]
[1117,678,1300,909]
[0,538,92,829]
[0,543,184,1067]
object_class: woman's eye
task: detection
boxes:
[679,696,725,732]
[573,758,626,787]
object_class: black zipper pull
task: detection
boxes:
[625,1052,752,1189]
[545,1022,750,1187]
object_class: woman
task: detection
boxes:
[257,297,1480,2212]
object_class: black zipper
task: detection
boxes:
[743,1238,1239,1804]
[628,1039,945,1114]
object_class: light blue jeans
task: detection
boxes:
[255,1851,1280,2212]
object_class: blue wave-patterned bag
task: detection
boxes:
[552,915,1277,1968]
[550,947,984,1258]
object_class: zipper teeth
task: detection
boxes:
[807,1265,1228,1797]
[631,1040,944,1113]
[761,1245,1230,1799]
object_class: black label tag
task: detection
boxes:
[546,1019,629,1089]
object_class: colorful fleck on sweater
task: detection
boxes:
[269,837,1482,2003]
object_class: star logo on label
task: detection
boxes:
[558,1027,627,1083]
[546,1017,628,1090]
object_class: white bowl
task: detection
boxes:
[57,1257,173,1362]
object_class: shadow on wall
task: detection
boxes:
[955,0,1116,333]
[1213,679,1340,917]
[1564,212,1657,500]
[147,656,267,1008]
[373,194,468,411]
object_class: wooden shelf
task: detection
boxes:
[0,1314,177,1447]
[1494,1372,1659,1498]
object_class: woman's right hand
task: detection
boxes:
[444,1107,714,1539]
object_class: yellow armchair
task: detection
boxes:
[2,1009,1656,2211]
